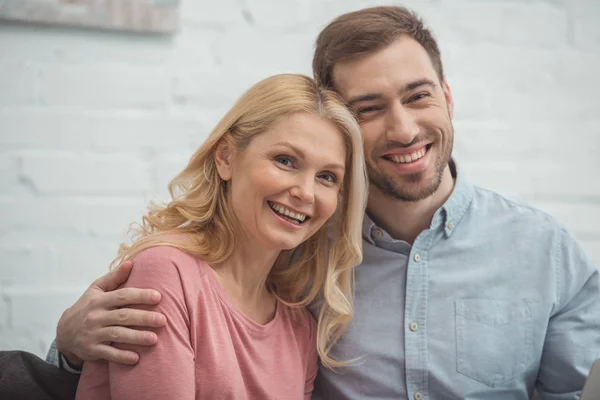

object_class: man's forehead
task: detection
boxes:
[332,36,438,98]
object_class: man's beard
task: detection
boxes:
[367,133,453,203]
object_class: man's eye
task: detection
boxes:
[409,93,430,102]
[358,106,382,114]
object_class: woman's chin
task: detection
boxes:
[276,241,303,251]
[260,225,318,251]
[265,237,304,252]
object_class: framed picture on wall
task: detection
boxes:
[0,0,180,33]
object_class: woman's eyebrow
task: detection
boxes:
[272,141,345,171]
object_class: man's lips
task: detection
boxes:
[382,144,431,164]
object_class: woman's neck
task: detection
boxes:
[211,238,280,324]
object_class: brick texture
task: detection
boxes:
[0,0,598,358]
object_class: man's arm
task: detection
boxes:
[49,261,167,368]
[77,248,195,400]
[536,226,600,399]
[46,340,84,374]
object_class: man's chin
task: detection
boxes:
[374,176,442,202]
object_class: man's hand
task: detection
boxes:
[56,261,167,366]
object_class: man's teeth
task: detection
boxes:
[270,203,306,222]
[389,148,427,163]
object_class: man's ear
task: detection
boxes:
[442,76,454,119]
[214,139,235,181]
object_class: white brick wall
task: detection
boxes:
[0,0,599,358]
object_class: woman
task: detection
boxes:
[75,74,367,399]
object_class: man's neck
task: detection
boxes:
[366,165,455,245]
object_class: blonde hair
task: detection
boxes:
[113,74,367,368]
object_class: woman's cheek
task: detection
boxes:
[321,190,339,220]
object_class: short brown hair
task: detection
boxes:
[313,6,444,90]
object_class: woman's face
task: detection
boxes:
[217,112,347,251]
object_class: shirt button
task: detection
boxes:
[447,221,454,229]
[413,253,421,262]
[375,228,383,238]
[414,392,423,400]
[409,322,419,332]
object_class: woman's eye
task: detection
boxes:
[275,156,294,167]
[319,172,338,184]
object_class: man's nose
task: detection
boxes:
[386,101,419,144]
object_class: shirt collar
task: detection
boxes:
[362,159,474,242]
[362,212,377,245]
[434,159,475,238]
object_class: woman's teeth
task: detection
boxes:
[269,202,307,224]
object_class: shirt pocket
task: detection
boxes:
[455,298,536,387]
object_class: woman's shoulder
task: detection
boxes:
[130,245,212,282]
[134,245,192,266]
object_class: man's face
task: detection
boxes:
[332,35,454,202]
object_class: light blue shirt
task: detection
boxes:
[311,162,600,399]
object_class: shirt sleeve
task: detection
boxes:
[536,226,600,399]
[45,340,60,367]
[85,247,195,400]
[47,339,84,374]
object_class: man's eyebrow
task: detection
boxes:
[347,93,383,106]
[402,78,437,93]
[347,78,438,106]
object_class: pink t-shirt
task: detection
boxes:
[76,246,319,400]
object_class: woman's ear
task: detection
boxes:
[214,139,235,181]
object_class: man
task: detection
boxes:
[48,6,599,399]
